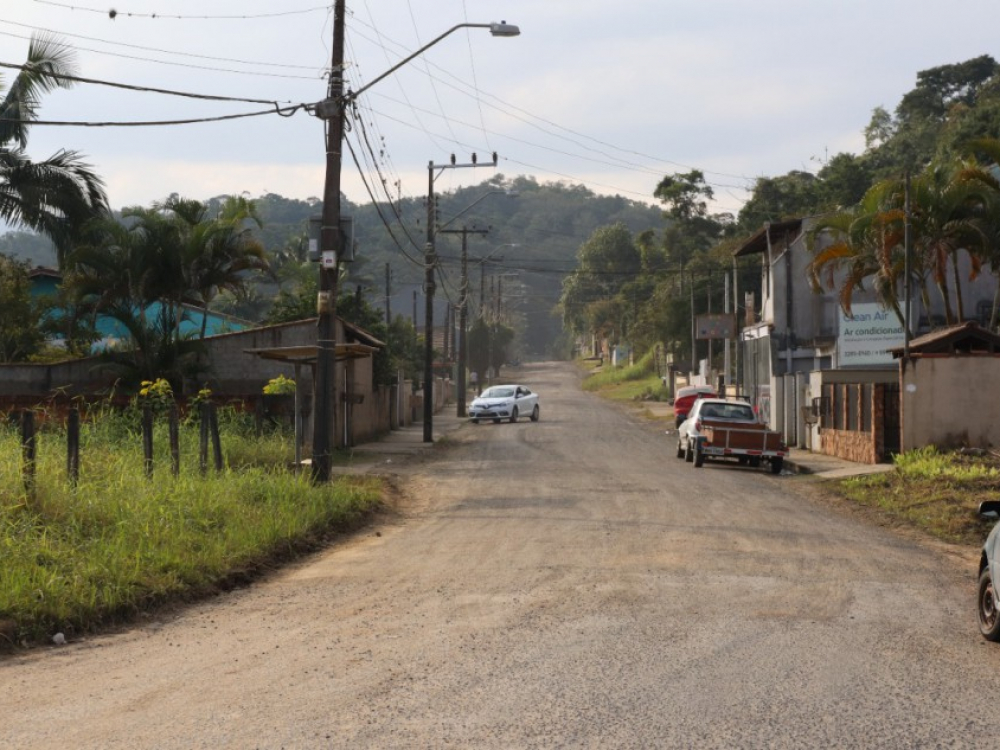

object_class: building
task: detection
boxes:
[735,216,997,461]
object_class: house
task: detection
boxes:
[28,266,250,349]
[734,216,997,461]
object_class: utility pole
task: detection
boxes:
[384,262,391,326]
[439,225,489,416]
[423,153,497,442]
[311,0,346,484]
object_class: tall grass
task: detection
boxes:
[0,405,380,648]
[581,349,669,402]
[837,446,1000,544]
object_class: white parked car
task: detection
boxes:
[469,385,540,424]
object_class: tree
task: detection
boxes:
[0,35,108,263]
[807,157,993,331]
[165,194,270,340]
[467,317,514,381]
[0,254,45,362]
[559,222,642,342]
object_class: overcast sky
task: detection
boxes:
[2,0,998,221]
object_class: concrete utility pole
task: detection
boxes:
[423,154,497,442]
[439,225,489,416]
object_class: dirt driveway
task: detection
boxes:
[3,361,999,748]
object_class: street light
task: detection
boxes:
[310,3,520,482]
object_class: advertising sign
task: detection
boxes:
[696,313,737,340]
[838,303,905,366]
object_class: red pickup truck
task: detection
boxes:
[675,397,787,474]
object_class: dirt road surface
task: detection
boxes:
[4,362,999,748]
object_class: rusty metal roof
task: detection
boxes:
[243,342,377,364]
[733,219,803,258]
[889,321,1000,357]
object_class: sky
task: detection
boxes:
[2,0,999,222]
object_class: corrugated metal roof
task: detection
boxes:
[732,219,804,257]
[889,321,1000,357]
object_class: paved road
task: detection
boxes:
[3,361,998,748]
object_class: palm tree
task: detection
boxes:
[807,181,912,335]
[0,35,108,263]
[961,138,1000,329]
[163,195,270,339]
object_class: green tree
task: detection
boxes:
[467,317,514,380]
[163,194,270,340]
[1,35,108,263]
[560,222,642,342]
[0,254,45,361]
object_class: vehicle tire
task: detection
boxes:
[510,407,519,423]
[684,440,694,463]
[770,457,783,475]
[693,442,705,468]
[530,405,540,422]
[676,440,685,459]
[979,568,1000,641]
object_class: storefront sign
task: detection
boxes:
[838,303,904,366]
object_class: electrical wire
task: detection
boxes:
[345,13,754,188]
[32,0,332,21]
[0,104,307,127]
[0,19,324,72]
[0,59,292,105]
[0,28,323,80]
[343,127,425,269]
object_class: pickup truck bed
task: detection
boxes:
[696,419,787,473]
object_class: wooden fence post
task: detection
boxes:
[208,403,223,473]
[169,404,180,477]
[67,407,80,486]
[142,405,154,479]
[21,410,36,494]
[199,403,210,476]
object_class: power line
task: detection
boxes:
[0,19,324,72]
[32,0,333,21]
[0,104,306,127]
[0,59,290,105]
[0,29,323,80]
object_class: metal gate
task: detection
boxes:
[881,382,901,458]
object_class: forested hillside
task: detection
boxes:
[213,175,665,357]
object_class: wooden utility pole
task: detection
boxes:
[439,225,489,416]
[384,262,391,326]
[311,0,346,483]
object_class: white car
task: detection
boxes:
[469,385,540,424]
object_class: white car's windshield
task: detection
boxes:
[482,387,515,398]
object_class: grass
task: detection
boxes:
[580,350,671,404]
[0,404,381,649]
[827,446,1000,545]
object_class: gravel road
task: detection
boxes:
[3,361,998,749]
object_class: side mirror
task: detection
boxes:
[979,500,1000,519]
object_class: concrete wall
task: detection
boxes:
[901,356,1000,450]
[0,319,452,449]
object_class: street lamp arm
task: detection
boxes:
[346,22,519,103]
